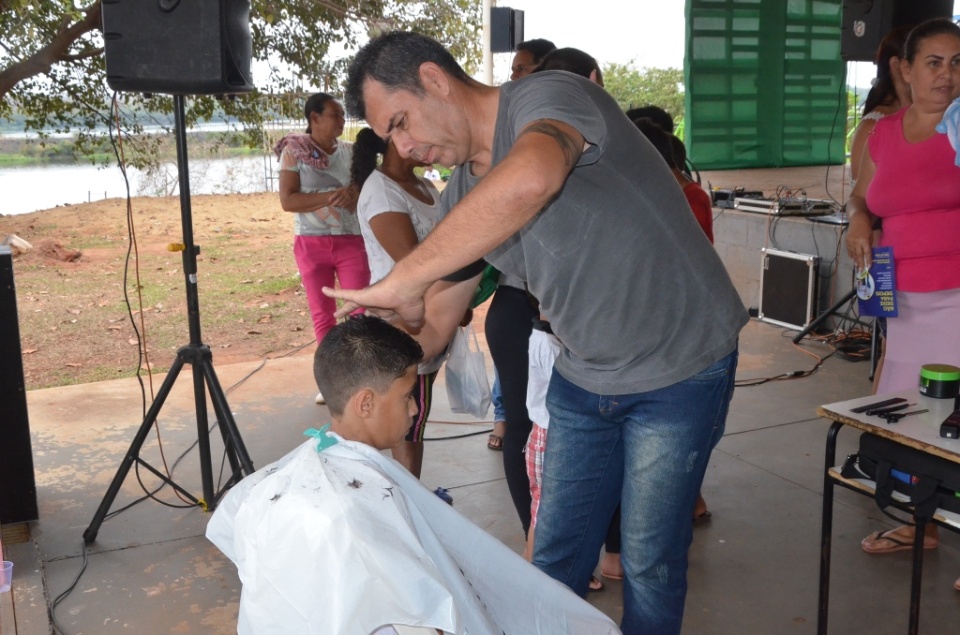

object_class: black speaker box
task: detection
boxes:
[491,7,524,54]
[102,0,254,95]
[758,248,820,331]
[0,246,39,524]
[841,0,955,62]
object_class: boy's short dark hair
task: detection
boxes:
[313,315,423,416]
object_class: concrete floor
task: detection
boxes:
[2,165,959,634]
[3,317,960,634]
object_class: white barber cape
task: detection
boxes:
[206,434,621,635]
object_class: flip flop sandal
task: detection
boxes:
[487,433,503,451]
[861,529,938,555]
[588,575,605,592]
[600,569,623,581]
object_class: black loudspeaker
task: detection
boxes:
[841,0,955,61]
[102,0,254,95]
[0,246,39,524]
[758,248,820,331]
[491,7,524,53]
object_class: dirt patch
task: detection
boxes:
[1,193,489,390]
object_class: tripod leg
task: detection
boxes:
[201,353,254,473]
[202,359,255,478]
[84,356,186,544]
[190,354,217,510]
[792,287,857,344]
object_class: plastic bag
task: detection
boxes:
[207,436,622,635]
[444,324,491,418]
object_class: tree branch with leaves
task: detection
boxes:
[0,0,481,169]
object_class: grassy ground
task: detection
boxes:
[1,193,317,390]
[2,191,489,391]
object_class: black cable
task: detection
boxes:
[734,349,836,387]
[824,63,849,206]
[49,542,88,635]
[424,426,495,442]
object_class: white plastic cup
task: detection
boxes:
[0,561,12,593]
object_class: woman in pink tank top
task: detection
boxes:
[845,19,960,590]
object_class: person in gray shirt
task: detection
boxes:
[326,31,747,635]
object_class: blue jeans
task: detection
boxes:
[491,369,505,422]
[532,347,738,635]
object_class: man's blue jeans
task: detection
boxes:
[532,348,738,635]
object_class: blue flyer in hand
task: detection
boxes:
[856,246,897,317]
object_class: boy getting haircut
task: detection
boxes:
[208,318,619,635]
[313,315,423,417]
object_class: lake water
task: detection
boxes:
[0,156,275,216]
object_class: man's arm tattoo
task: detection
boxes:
[519,122,581,168]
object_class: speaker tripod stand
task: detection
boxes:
[84,95,254,544]
[791,287,856,345]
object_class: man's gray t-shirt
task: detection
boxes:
[441,72,747,395]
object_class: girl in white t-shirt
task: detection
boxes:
[352,127,444,478]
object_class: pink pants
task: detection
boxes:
[294,234,370,343]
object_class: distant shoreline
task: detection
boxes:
[0,156,272,216]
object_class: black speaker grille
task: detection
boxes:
[102,0,253,95]
[841,0,954,62]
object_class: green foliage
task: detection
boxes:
[602,64,685,125]
[0,0,482,169]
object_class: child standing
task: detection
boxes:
[522,317,622,589]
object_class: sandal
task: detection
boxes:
[861,528,938,555]
[588,575,605,592]
[600,553,623,581]
[600,569,623,581]
[487,433,503,451]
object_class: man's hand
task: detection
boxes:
[323,276,431,330]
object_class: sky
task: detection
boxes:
[488,1,960,87]
[288,1,960,90]
[500,1,686,70]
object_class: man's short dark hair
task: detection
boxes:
[313,315,423,416]
[344,31,470,121]
[516,38,557,65]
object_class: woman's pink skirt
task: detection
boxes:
[878,287,960,394]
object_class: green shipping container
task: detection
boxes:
[684,0,847,169]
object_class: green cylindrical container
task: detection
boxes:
[919,364,960,399]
